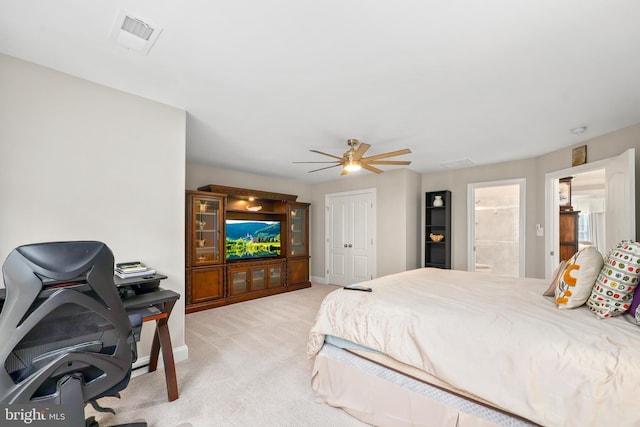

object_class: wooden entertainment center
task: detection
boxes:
[185,185,310,313]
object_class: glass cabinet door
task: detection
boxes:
[192,196,223,266]
[231,270,248,295]
[288,203,308,257]
[268,266,283,288]
[251,269,266,290]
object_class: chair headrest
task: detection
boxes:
[15,241,109,281]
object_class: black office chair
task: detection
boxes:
[0,241,145,427]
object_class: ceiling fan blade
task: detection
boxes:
[352,142,371,161]
[362,148,412,162]
[308,164,342,173]
[361,163,384,174]
[293,161,341,164]
[366,160,412,165]
[309,149,344,160]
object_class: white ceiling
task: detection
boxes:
[1,1,639,183]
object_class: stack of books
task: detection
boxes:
[115,261,156,279]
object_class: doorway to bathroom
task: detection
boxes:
[467,179,526,277]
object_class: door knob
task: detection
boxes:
[344,244,348,247]
[348,244,353,248]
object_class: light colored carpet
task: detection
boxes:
[86,283,369,426]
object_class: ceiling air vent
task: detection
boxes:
[110,9,162,55]
[440,158,475,169]
[121,16,154,40]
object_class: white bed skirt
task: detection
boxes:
[312,344,536,427]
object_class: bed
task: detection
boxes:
[307,267,640,426]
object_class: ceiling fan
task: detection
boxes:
[294,139,412,175]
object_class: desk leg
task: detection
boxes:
[149,300,178,402]
[149,328,161,372]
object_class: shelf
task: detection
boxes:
[425,262,447,268]
[186,188,310,312]
[425,190,451,270]
[226,209,284,215]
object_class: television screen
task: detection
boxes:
[225,219,281,260]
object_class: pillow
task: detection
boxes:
[630,287,640,317]
[543,260,566,296]
[629,290,640,324]
[588,241,640,318]
[555,247,604,309]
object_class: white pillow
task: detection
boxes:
[555,247,604,309]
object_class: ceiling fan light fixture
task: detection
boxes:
[296,138,411,175]
[344,159,361,172]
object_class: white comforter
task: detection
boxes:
[308,268,640,427]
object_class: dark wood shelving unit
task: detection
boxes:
[185,186,310,313]
[425,190,452,269]
[559,210,580,261]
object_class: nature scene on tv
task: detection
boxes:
[226,220,281,260]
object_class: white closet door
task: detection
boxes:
[349,192,373,284]
[326,190,375,286]
[327,195,348,284]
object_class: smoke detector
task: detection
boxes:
[110,9,162,55]
[570,126,587,135]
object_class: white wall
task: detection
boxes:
[532,125,640,277]
[190,126,639,283]
[422,158,538,275]
[187,162,313,201]
[186,164,423,281]
[404,170,423,270]
[0,54,187,361]
[309,168,422,279]
[421,123,640,278]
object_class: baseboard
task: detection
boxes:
[131,344,189,378]
[310,275,327,284]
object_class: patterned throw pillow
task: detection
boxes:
[630,289,640,324]
[555,247,604,309]
[587,241,640,318]
[543,260,566,297]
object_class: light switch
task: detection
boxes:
[536,224,544,237]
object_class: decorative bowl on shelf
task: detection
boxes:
[429,233,444,242]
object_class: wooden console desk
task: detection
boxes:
[115,274,181,402]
